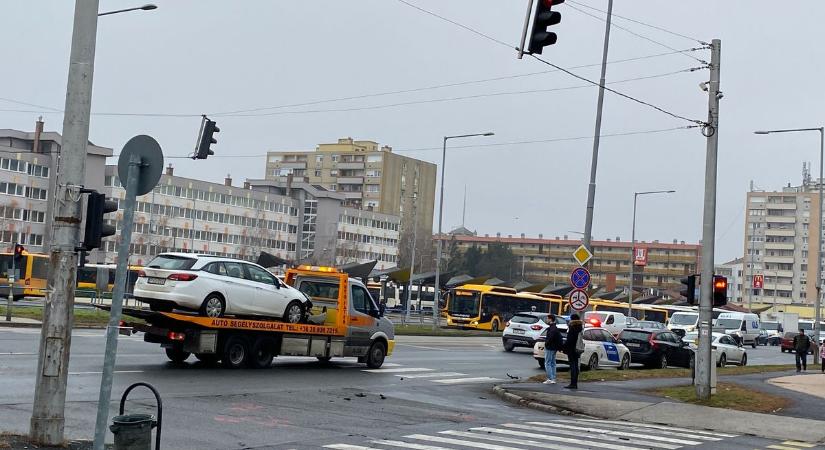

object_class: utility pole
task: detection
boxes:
[31,0,99,444]
[404,195,418,324]
[581,0,614,255]
[696,39,721,401]
[747,221,755,312]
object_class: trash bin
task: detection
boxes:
[110,413,156,450]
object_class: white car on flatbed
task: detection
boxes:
[534,326,631,371]
[134,253,312,322]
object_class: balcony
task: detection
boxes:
[765,228,795,237]
[337,177,364,185]
[766,203,797,210]
[341,192,362,199]
[764,256,795,264]
[766,216,796,224]
[765,242,795,251]
[279,162,306,169]
[338,162,364,170]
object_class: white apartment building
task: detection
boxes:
[336,208,400,269]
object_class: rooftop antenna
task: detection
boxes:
[461,185,467,228]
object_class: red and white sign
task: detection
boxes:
[753,274,764,289]
[568,289,589,311]
[633,247,648,266]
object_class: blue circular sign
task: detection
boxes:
[570,267,591,289]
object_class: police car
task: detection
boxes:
[533,326,631,371]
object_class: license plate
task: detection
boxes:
[147,277,166,285]
[513,329,525,335]
[625,342,640,348]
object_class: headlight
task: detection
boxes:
[471,321,478,325]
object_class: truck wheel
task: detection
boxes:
[284,300,304,324]
[201,294,225,318]
[365,341,386,369]
[249,337,275,369]
[165,347,190,363]
[221,336,249,369]
[195,353,220,365]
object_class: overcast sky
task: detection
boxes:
[3,1,824,263]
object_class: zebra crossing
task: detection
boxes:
[361,364,505,385]
[322,418,741,450]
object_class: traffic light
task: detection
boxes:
[82,192,118,251]
[527,0,564,55]
[196,119,219,159]
[13,244,24,268]
[680,274,696,305]
[713,275,728,307]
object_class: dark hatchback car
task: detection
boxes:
[618,328,694,369]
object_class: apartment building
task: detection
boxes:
[437,232,701,291]
[743,179,823,306]
[0,125,112,254]
[265,137,436,234]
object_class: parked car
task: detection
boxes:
[780,331,815,354]
[635,320,666,330]
[755,329,769,346]
[618,328,694,369]
[502,312,567,352]
[683,331,748,367]
[535,326,631,371]
[134,253,312,321]
[583,311,627,336]
[626,316,639,328]
[714,312,760,348]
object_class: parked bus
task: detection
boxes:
[76,263,143,297]
[562,298,670,323]
[444,284,560,332]
[0,251,49,298]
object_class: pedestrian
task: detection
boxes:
[563,313,584,389]
[820,339,825,374]
[793,328,811,372]
[543,314,563,385]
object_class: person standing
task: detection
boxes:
[793,328,811,372]
[563,313,584,389]
[543,314,563,385]
[820,340,825,374]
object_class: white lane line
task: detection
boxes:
[324,445,383,450]
[373,439,454,450]
[523,422,703,446]
[443,430,627,450]
[495,424,681,450]
[395,372,466,379]
[469,427,653,450]
[68,370,144,375]
[561,419,723,441]
[404,434,526,450]
[382,363,402,367]
[573,418,737,438]
[431,377,504,384]
[362,367,434,373]
[0,352,37,355]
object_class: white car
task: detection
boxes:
[134,253,312,322]
[682,331,747,367]
[502,312,567,352]
[534,326,631,371]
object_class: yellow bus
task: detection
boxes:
[445,284,561,332]
[562,298,670,323]
[76,263,143,297]
[0,251,49,298]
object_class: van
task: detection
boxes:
[714,312,760,348]
[583,311,626,336]
[667,311,699,333]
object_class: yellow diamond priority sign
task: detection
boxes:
[573,245,593,266]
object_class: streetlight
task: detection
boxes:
[755,127,824,363]
[433,132,494,330]
[628,190,675,316]
[98,4,157,16]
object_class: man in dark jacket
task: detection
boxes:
[793,328,811,372]
[563,313,584,389]
[543,314,563,384]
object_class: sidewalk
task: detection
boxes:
[495,371,825,443]
[0,316,41,327]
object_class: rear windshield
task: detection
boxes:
[146,255,196,270]
[619,330,651,341]
[511,314,540,324]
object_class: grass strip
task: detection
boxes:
[645,382,791,413]
[526,364,797,383]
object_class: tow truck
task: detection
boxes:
[116,265,395,369]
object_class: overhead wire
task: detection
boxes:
[0,97,61,112]
[566,0,705,44]
[393,0,514,49]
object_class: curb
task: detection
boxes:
[492,385,580,416]
[0,322,105,329]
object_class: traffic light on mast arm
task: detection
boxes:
[527,0,564,55]
[82,192,118,251]
[680,274,696,305]
[13,244,25,266]
[195,118,219,160]
[713,275,728,307]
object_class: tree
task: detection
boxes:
[445,243,517,281]
[445,236,464,272]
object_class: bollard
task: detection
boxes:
[110,414,155,450]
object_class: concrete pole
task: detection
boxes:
[404,196,417,324]
[93,154,140,450]
[628,194,637,317]
[30,0,99,445]
[696,39,722,401]
[747,222,755,312]
[815,128,824,363]
[433,137,446,330]
[581,0,613,255]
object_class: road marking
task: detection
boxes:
[475,426,677,450]
[431,377,504,384]
[524,421,705,446]
[443,429,641,450]
[563,418,722,441]
[573,418,738,438]
[373,439,453,450]
[324,445,382,450]
[404,434,525,450]
[362,367,434,373]
[0,352,37,355]
[395,372,466,379]
[779,442,816,448]
[68,370,144,375]
[767,446,807,450]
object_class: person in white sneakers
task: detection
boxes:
[543,314,563,385]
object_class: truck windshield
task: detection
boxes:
[670,313,698,326]
[762,322,779,331]
[800,322,814,331]
[448,292,479,317]
[716,318,742,329]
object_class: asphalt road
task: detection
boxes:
[0,328,805,449]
